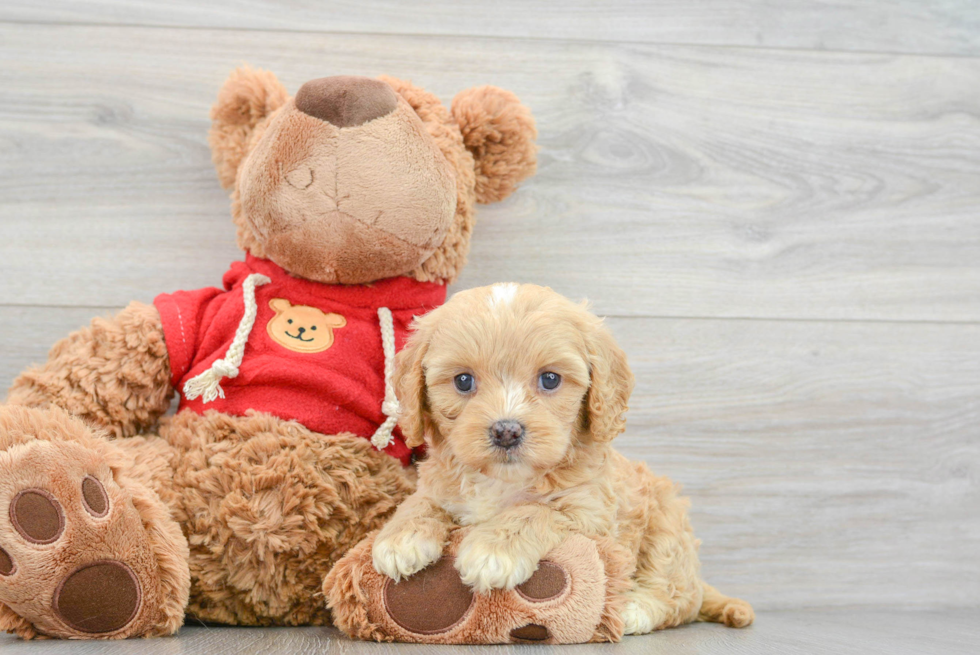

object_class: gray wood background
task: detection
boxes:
[0,3,978,649]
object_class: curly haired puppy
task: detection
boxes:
[372,283,753,634]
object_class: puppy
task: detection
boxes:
[372,283,753,634]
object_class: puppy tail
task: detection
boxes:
[698,582,755,628]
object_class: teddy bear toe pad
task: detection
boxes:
[384,557,474,634]
[0,439,184,639]
[9,489,65,544]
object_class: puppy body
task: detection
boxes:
[373,284,753,634]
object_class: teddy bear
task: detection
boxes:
[0,67,541,639]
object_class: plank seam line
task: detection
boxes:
[0,18,979,61]
[3,304,979,327]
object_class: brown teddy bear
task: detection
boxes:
[0,67,540,639]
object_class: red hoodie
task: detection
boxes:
[154,255,445,466]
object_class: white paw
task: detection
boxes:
[372,531,443,582]
[622,601,656,635]
[454,541,537,593]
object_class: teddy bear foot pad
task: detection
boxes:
[326,529,616,644]
[384,556,570,642]
[0,430,188,639]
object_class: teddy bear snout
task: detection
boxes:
[295,76,398,128]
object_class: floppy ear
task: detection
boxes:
[209,66,289,189]
[584,319,635,443]
[393,327,437,449]
[451,85,537,204]
[324,313,347,328]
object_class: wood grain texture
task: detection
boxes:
[3,1,980,56]
[0,24,978,320]
[0,610,978,654]
[4,308,978,609]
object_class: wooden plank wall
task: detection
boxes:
[0,1,977,610]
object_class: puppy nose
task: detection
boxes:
[490,420,524,450]
[294,76,398,128]
[296,327,306,334]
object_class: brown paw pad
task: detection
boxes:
[511,623,551,642]
[10,489,65,544]
[53,561,141,634]
[0,546,14,576]
[517,561,568,602]
[384,557,474,634]
[82,476,109,518]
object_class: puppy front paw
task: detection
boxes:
[454,536,539,593]
[372,529,444,582]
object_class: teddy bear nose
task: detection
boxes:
[294,76,399,128]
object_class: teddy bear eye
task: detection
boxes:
[311,326,317,331]
[287,319,293,324]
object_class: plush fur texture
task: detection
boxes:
[0,67,537,639]
[371,284,753,636]
[7,302,173,440]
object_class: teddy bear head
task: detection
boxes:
[209,67,537,285]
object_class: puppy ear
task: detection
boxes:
[451,86,537,204]
[393,327,436,449]
[584,319,635,443]
[209,66,289,189]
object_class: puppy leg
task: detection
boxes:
[622,518,705,634]
[455,505,567,593]
[372,495,454,581]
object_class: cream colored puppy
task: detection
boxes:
[372,283,753,634]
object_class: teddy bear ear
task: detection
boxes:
[451,86,538,204]
[209,66,289,189]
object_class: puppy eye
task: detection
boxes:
[311,325,317,331]
[539,372,562,391]
[453,373,475,394]
[287,319,293,324]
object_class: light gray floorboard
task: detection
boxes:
[5,308,978,609]
[2,1,980,56]
[1,610,978,655]
[0,24,978,320]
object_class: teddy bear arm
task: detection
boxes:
[6,301,174,439]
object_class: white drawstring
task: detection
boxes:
[183,273,271,403]
[183,278,402,451]
[370,307,401,450]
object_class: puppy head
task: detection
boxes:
[395,284,634,478]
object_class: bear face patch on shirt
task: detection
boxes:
[267,298,346,353]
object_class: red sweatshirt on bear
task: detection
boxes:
[154,255,445,466]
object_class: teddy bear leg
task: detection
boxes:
[325,528,627,644]
[0,405,190,639]
[157,411,415,627]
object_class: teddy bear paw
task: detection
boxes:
[326,529,609,644]
[0,435,188,639]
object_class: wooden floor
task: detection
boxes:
[1,0,978,651]
[0,610,978,655]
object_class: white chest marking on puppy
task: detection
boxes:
[489,283,518,310]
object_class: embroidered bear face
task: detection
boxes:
[267,298,346,353]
